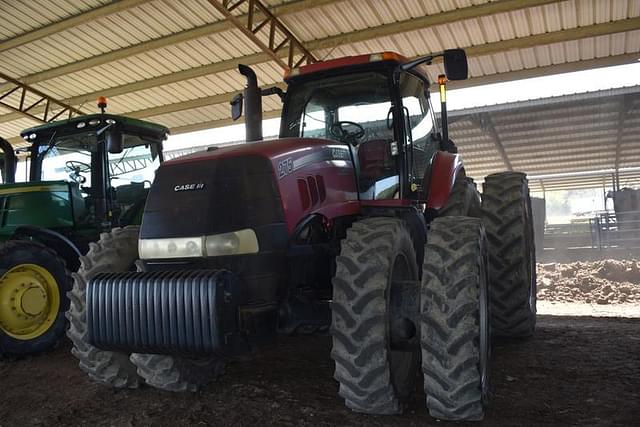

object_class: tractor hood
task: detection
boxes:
[0,180,84,240]
[139,136,358,257]
[164,137,338,167]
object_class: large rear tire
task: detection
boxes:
[421,216,490,421]
[481,172,536,338]
[0,240,71,357]
[66,227,141,388]
[331,217,420,414]
[439,175,481,217]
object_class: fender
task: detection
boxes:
[11,225,82,271]
[425,151,462,210]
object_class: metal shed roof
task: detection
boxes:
[446,85,640,190]
[0,0,638,147]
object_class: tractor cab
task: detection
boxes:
[0,111,168,241]
[281,52,444,201]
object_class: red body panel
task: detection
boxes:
[169,138,359,233]
[426,151,462,210]
[361,199,413,207]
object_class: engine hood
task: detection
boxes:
[166,137,336,166]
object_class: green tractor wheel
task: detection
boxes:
[0,240,71,356]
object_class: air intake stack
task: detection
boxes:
[238,64,263,142]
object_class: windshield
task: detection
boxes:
[38,132,160,188]
[282,71,400,200]
[282,71,394,144]
[40,136,93,185]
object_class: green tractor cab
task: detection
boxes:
[0,111,168,357]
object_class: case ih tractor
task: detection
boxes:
[69,50,536,421]
[0,107,167,357]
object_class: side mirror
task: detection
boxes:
[106,130,124,154]
[443,49,468,81]
[231,93,243,121]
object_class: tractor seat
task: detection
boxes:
[357,139,391,181]
[68,182,87,222]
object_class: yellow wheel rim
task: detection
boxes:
[0,263,60,340]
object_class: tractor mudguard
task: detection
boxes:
[11,225,82,271]
[425,151,462,210]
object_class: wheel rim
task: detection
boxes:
[0,264,60,340]
[388,251,418,398]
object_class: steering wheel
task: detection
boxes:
[66,160,91,173]
[66,160,91,184]
[330,121,365,145]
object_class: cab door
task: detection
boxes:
[398,73,438,193]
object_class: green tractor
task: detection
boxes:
[0,106,168,356]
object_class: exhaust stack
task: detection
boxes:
[238,64,263,142]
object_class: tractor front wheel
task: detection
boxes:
[331,217,420,414]
[0,240,71,357]
[130,353,224,392]
[421,216,490,421]
[66,227,141,388]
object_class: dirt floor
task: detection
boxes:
[537,259,640,305]
[1,314,639,426]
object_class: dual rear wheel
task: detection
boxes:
[331,216,490,420]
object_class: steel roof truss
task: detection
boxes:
[0,71,83,124]
[208,0,316,70]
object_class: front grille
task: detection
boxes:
[140,155,284,240]
[87,270,241,354]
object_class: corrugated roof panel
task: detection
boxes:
[560,0,578,28]
[544,1,564,31]
[535,45,554,67]
[625,29,640,51]
[594,0,612,23]
[478,15,502,42]
[576,0,594,26]
[0,114,41,135]
[0,0,109,40]
[519,47,538,68]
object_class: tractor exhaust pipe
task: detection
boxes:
[238,64,263,142]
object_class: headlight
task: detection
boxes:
[139,229,259,260]
[139,236,204,259]
[205,229,258,257]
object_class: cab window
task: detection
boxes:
[399,73,437,184]
[282,71,400,200]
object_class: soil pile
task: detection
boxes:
[537,259,640,304]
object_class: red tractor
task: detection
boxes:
[68,49,536,421]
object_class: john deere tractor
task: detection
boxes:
[70,50,535,421]
[0,106,167,356]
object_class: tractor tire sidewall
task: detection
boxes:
[331,217,420,415]
[129,353,225,392]
[482,172,536,338]
[421,216,490,421]
[439,175,481,218]
[0,240,71,356]
[66,226,141,388]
